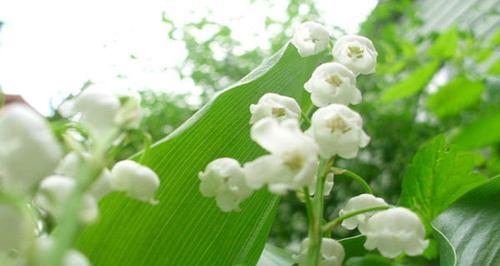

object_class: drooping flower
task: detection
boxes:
[28,236,90,266]
[309,172,334,196]
[249,93,301,124]
[291,21,330,57]
[339,193,388,230]
[332,35,378,75]
[294,238,345,266]
[360,207,429,258]
[0,203,35,254]
[244,118,319,194]
[0,104,62,194]
[304,62,361,107]
[198,158,253,212]
[308,104,370,159]
[110,160,160,204]
[33,175,99,224]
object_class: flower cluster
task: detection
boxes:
[0,86,159,265]
[199,21,428,263]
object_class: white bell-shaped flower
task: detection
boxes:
[291,21,330,57]
[304,62,361,107]
[309,173,334,196]
[339,193,388,230]
[360,207,429,258]
[28,236,90,266]
[0,203,35,254]
[110,160,160,204]
[56,153,113,201]
[198,158,253,212]
[59,88,121,138]
[332,35,378,75]
[34,175,99,224]
[249,93,301,124]
[308,104,370,159]
[244,118,319,194]
[0,104,62,194]
[294,238,345,266]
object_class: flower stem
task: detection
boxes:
[322,205,390,232]
[306,157,334,265]
[303,187,314,235]
[332,167,372,194]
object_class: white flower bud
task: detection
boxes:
[249,93,301,124]
[339,193,388,230]
[110,160,160,204]
[0,203,35,254]
[332,35,377,75]
[56,153,112,201]
[308,104,370,159]
[304,62,361,107]
[29,236,90,266]
[309,173,334,196]
[292,21,330,57]
[198,158,253,212]
[114,90,142,128]
[34,175,98,224]
[59,88,120,138]
[0,104,62,194]
[244,118,319,194]
[294,238,345,266]
[360,207,429,258]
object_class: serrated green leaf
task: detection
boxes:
[428,27,459,60]
[257,244,295,266]
[380,60,441,103]
[427,76,484,118]
[433,175,500,266]
[75,43,326,266]
[399,135,486,229]
[451,111,500,150]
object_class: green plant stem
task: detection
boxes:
[45,158,104,266]
[332,167,373,194]
[306,157,334,266]
[302,187,314,234]
[322,205,390,233]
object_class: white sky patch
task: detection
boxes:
[0,0,377,114]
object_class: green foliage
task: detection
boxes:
[451,111,500,150]
[380,60,441,103]
[75,44,326,265]
[433,175,500,266]
[399,135,486,228]
[427,27,458,60]
[257,244,294,266]
[427,76,484,118]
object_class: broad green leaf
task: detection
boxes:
[257,244,294,266]
[428,27,459,60]
[427,76,484,118]
[451,111,500,150]
[75,43,326,266]
[380,60,441,103]
[433,175,500,266]
[399,135,486,229]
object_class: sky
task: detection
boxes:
[0,0,378,114]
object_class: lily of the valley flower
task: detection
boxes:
[0,203,34,254]
[339,193,388,230]
[292,21,330,57]
[249,93,301,124]
[34,175,99,224]
[0,104,62,194]
[308,104,370,159]
[304,62,361,107]
[294,238,345,266]
[360,207,429,258]
[198,158,253,212]
[29,236,90,266]
[244,118,319,194]
[110,160,160,204]
[332,35,378,75]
